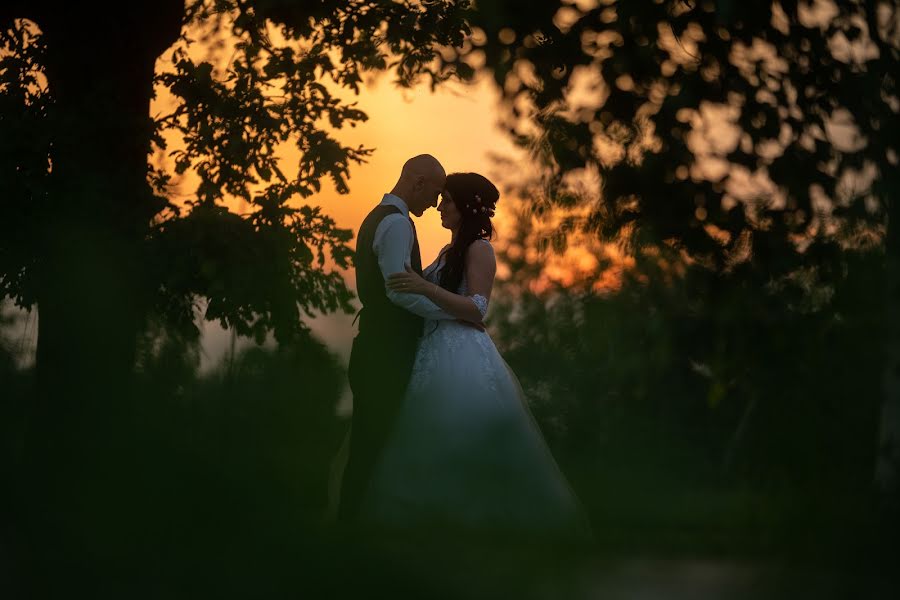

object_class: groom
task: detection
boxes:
[337,154,457,522]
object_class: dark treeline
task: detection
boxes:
[469,0,899,566]
[0,0,474,596]
[490,210,888,554]
[0,307,350,593]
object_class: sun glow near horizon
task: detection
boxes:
[148,33,636,370]
[148,21,551,370]
[150,15,528,267]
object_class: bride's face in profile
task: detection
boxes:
[438,190,461,231]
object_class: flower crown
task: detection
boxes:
[469,193,496,217]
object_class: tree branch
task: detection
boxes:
[0,0,44,30]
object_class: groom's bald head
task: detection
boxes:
[392,154,446,217]
[401,154,445,181]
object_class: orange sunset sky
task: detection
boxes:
[9,8,849,385]
[4,16,615,406]
[150,43,530,381]
[177,73,533,413]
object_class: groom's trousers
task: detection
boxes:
[337,328,418,522]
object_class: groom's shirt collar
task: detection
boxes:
[381,193,410,217]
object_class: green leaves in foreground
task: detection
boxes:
[150,199,354,344]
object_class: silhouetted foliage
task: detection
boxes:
[0,2,476,595]
[388,0,900,556]
[487,196,886,554]
[132,327,346,522]
[2,1,898,596]
[454,0,896,275]
[1,0,471,346]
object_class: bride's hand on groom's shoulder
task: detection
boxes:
[386,265,432,296]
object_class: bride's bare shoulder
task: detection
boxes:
[468,238,494,253]
[465,238,496,266]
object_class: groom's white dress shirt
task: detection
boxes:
[372,193,454,321]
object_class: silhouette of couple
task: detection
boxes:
[336,154,588,539]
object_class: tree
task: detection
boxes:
[0,1,471,575]
[0,0,469,437]
[448,0,898,489]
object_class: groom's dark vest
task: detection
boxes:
[354,204,424,342]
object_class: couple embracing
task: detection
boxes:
[336,154,589,540]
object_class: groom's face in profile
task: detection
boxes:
[408,173,446,217]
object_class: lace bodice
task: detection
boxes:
[360,238,591,540]
[409,240,497,397]
[423,239,492,319]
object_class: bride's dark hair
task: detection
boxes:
[437,172,499,293]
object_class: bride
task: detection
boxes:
[357,172,591,540]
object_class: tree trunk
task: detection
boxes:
[876,175,900,493]
[31,4,169,429]
[860,0,900,496]
[17,2,184,589]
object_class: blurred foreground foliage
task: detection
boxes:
[0,313,594,598]
[0,0,898,596]
[459,0,900,554]
[0,307,355,597]
[491,235,888,554]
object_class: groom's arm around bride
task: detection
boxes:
[335,154,455,523]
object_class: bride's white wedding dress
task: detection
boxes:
[358,240,590,539]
